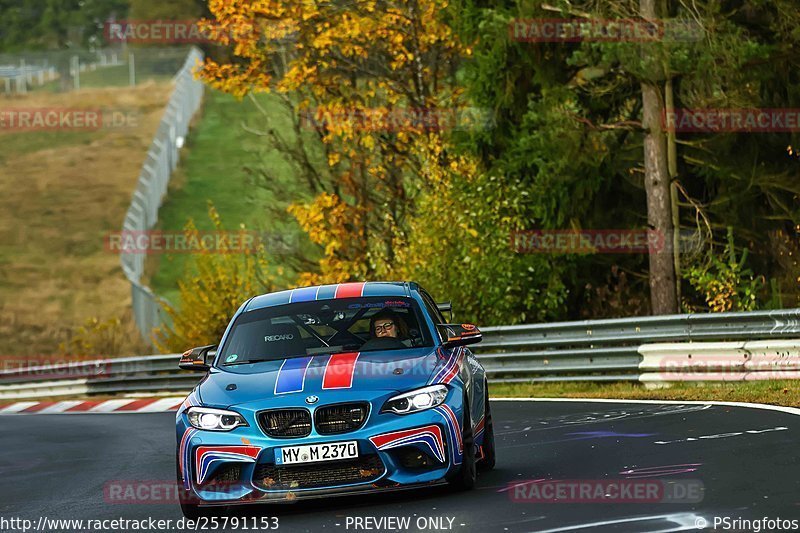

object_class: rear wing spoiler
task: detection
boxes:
[437,301,453,321]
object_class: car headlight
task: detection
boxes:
[381,385,448,415]
[187,407,248,431]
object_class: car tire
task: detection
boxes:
[477,381,496,471]
[448,394,476,491]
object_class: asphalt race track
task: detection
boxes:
[1,400,799,532]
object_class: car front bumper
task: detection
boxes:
[176,392,465,505]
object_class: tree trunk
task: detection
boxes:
[640,0,678,314]
[666,78,681,308]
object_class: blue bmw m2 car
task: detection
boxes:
[175,281,495,516]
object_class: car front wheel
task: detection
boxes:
[478,381,496,471]
[448,395,476,490]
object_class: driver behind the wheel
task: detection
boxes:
[369,309,411,346]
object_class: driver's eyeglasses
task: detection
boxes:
[374,322,396,333]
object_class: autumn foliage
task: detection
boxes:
[154,204,276,351]
[191,0,799,325]
[198,0,477,288]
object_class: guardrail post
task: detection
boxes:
[129,52,136,87]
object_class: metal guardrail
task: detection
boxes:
[120,47,205,342]
[474,308,800,382]
[1,308,799,399]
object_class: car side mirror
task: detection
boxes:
[178,344,217,372]
[438,323,482,348]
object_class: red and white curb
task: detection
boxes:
[0,397,186,415]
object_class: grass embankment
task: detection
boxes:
[0,82,172,356]
[149,89,319,305]
[491,380,800,408]
[33,59,179,93]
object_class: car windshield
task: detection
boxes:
[216,296,432,367]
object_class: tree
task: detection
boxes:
[448,0,799,317]
[154,204,276,351]
[198,0,471,285]
[639,0,678,313]
[128,0,203,20]
[0,0,129,51]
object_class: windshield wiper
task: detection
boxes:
[222,353,309,366]
[222,358,274,366]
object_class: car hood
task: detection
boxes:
[198,347,443,408]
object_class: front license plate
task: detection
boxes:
[275,441,359,465]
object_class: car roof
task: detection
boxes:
[244,281,420,312]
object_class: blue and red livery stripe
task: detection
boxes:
[369,425,446,463]
[315,284,338,300]
[246,282,409,311]
[434,404,463,465]
[322,352,360,389]
[179,390,200,414]
[334,282,366,299]
[274,356,314,394]
[179,427,198,488]
[475,415,486,440]
[289,286,318,303]
[195,446,261,485]
[429,347,464,385]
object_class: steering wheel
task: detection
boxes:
[359,337,406,351]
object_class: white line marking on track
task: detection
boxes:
[527,512,703,532]
[492,397,800,416]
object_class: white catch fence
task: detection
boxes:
[119,47,205,343]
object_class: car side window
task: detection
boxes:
[419,290,446,341]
